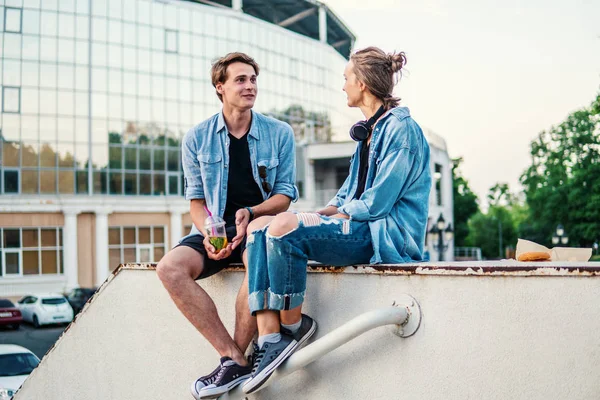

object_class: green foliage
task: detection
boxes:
[451,157,479,246]
[520,92,600,247]
[465,183,523,259]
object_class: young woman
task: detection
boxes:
[242,46,432,394]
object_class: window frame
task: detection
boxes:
[2,86,22,113]
[4,7,23,34]
[2,168,20,194]
[108,225,167,264]
[2,248,23,277]
[0,227,64,278]
[164,29,178,54]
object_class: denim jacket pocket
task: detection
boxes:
[198,153,222,192]
[258,158,279,187]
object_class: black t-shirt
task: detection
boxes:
[353,140,370,200]
[223,132,264,226]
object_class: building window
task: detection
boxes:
[0,228,64,277]
[434,163,443,206]
[296,180,304,198]
[167,172,179,195]
[108,226,167,268]
[2,86,21,113]
[4,7,22,33]
[3,169,19,194]
[165,29,178,53]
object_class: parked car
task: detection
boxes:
[0,344,40,399]
[66,287,97,315]
[16,294,74,328]
[0,300,22,330]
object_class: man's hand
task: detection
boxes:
[231,208,251,250]
[203,235,233,260]
[331,213,350,219]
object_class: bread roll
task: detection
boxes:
[517,251,551,262]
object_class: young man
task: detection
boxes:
[156,53,297,399]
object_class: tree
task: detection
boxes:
[451,157,479,246]
[520,92,600,247]
[465,183,521,259]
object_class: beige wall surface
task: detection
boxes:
[108,213,170,227]
[15,265,600,400]
[77,213,95,288]
[0,213,64,227]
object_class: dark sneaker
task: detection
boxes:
[195,357,252,399]
[190,364,221,400]
[242,334,298,394]
[281,314,317,348]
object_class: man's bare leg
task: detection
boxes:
[232,252,257,356]
[156,246,247,366]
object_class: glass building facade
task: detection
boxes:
[0,0,359,197]
[0,0,368,293]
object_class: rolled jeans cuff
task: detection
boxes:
[249,288,306,315]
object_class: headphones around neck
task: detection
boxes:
[349,105,386,142]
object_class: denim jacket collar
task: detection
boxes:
[216,109,260,140]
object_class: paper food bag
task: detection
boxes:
[515,239,592,262]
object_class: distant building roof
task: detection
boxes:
[186,0,356,59]
[422,128,447,152]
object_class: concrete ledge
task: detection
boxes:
[15,262,600,400]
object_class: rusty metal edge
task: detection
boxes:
[116,262,600,277]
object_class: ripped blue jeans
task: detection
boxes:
[247,213,373,314]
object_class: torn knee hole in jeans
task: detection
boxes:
[297,212,324,228]
[247,225,269,245]
[298,213,351,235]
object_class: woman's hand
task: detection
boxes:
[330,213,350,219]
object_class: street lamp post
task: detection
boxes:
[593,242,598,255]
[428,214,454,261]
[552,224,569,246]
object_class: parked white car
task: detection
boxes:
[0,344,40,399]
[16,294,74,328]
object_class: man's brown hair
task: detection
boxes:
[211,52,260,102]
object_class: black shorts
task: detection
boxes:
[175,225,246,280]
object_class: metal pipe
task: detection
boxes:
[223,301,419,399]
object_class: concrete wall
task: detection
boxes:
[15,263,600,400]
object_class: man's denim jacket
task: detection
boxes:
[329,107,431,263]
[182,110,298,237]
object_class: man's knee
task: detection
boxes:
[156,250,201,284]
[267,212,298,237]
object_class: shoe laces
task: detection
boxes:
[214,366,227,382]
[199,367,220,386]
[251,348,267,374]
[248,342,259,365]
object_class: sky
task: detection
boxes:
[323,0,600,204]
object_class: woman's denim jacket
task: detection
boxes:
[329,107,431,263]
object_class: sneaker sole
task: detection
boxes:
[190,380,202,400]
[195,373,251,399]
[243,320,317,395]
[296,318,317,348]
[242,339,297,395]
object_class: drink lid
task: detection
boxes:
[204,215,226,230]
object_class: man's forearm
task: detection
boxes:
[250,194,291,219]
[190,199,210,236]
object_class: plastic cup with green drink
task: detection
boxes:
[205,216,227,252]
